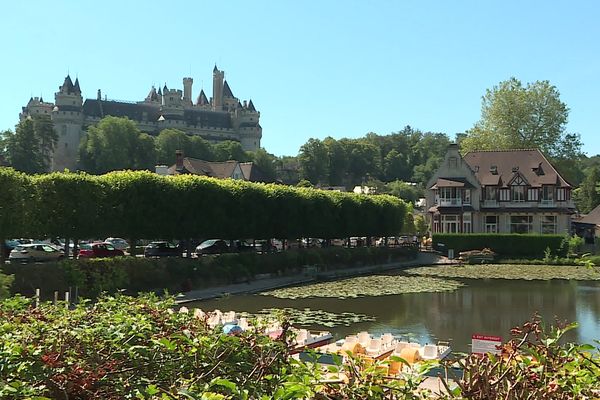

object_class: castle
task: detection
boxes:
[19,66,262,171]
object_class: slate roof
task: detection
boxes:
[83,99,161,121]
[247,99,256,111]
[578,204,600,226]
[239,162,275,183]
[196,90,209,106]
[223,80,234,98]
[463,149,570,188]
[183,109,232,129]
[82,99,232,128]
[168,158,274,182]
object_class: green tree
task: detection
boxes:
[212,140,250,162]
[155,129,214,164]
[461,77,581,159]
[298,138,328,184]
[79,116,157,173]
[4,116,57,173]
[0,168,30,264]
[323,137,348,186]
[385,180,422,204]
[250,148,277,181]
[573,167,600,213]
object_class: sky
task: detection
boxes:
[2,1,599,157]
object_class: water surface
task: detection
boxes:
[190,274,600,352]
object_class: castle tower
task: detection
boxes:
[51,75,84,171]
[182,77,193,104]
[159,84,185,128]
[212,65,224,111]
[235,99,262,151]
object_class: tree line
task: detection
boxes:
[0,168,408,262]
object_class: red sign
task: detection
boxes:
[471,333,502,355]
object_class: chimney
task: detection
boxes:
[176,150,184,171]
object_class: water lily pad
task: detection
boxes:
[406,264,600,281]
[260,275,464,299]
[255,308,376,327]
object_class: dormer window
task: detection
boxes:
[490,165,498,175]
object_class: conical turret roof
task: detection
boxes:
[247,99,256,112]
[62,75,74,93]
[196,89,209,106]
[73,78,81,94]
[223,80,234,98]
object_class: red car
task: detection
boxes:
[78,242,124,258]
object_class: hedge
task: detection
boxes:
[0,168,409,259]
[432,233,568,258]
[2,247,417,299]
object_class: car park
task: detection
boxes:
[78,242,125,258]
[105,237,130,251]
[8,243,65,263]
[144,241,182,258]
[195,239,229,255]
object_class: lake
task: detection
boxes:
[188,273,600,353]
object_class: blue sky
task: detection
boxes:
[2,1,599,157]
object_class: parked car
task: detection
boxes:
[3,239,21,259]
[8,243,65,263]
[105,237,130,251]
[144,241,182,258]
[78,242,125,258]
[195,239,229,255]
[232,240,256,253]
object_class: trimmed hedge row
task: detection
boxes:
[0,168,408,248]
[2,247,417,299]
[432,233,568,258]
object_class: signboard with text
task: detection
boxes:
[471,334,502,355]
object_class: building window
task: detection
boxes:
[463,212,472,233]
[556,188,566,201]
[511,185,525,202]
[441,214,459,233]
[541,186,554,203]
[541,215,557,234]
[463,189,471,205]
[485,186,497,201]
[499,189,510,201]
[485,215,498,233]
[510,215,533,234]
[528,188,539,201]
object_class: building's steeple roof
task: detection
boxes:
[237,100,243,109]
[223,80,234,98]
[157,87,162,96]
[196,89,209,106]
[247,99,256,111]
[39,96,44,103]
[62,75,74,93]
[73,78,81,94]
[146,86,158,101]
[163,83,168,92]
[213,64,219,73]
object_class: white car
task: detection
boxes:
[105,237,130,251]
[9,244,65,263]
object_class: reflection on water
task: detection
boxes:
[189,276,600,352]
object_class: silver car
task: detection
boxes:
[9,244,65,263]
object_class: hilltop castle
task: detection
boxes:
[19,66,262,171]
